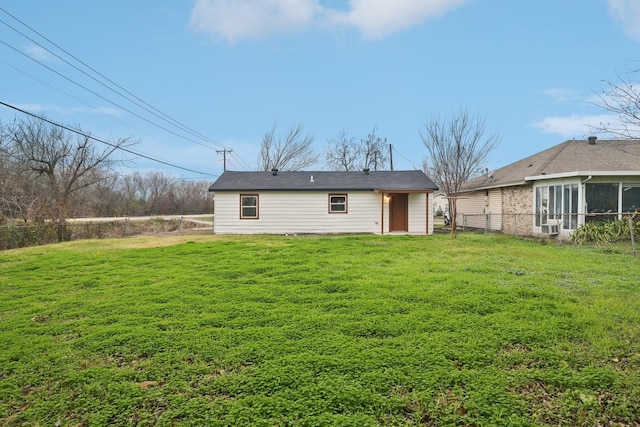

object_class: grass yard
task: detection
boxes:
[1,233,639,426]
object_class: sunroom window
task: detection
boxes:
[622,184,640,213]
[585,183,618,223]
[562,184,578,229]
[535,184,578,232]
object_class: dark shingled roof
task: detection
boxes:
[209,170,438,192]
[463,139,640,191]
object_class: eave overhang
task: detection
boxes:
[525,171,640,181]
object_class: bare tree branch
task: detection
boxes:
[324,127,390,171]
[3,116,135,239]
[325,130,360,171]
[592,69,640,138]
[258,122,319,171]
[421,108,499,237]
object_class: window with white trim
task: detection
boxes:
[535,183,578,232]
[240,194,258,219]
[329,194,347,213]
[562,184,578,229]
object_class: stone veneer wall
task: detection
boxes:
[501,185,533,236]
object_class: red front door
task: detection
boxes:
[389,193,408,232]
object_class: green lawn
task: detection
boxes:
[1,234,639,426]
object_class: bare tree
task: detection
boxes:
[360,127,389,171]
[3,116,134,240]
[258,122,319,171]
[325,127,390,171]
[325,130,360,171]
[173,179,212,214]
[592,69,640,138]
[420,108,499,237]
[133,170,176,215]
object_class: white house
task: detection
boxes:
[456,138,640,238]
[208,169,438,235]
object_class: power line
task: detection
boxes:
[0,7,247,168]
[392,146,423,169]
[0,100,218,178]
[216,148,233,172]
[0,58,162,139]
[0,9,227,151]
[0,37,224,151]
[229,150,252,171]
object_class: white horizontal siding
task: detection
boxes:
[214,191,384,234]
[456,189,502,231]
[408,193,429,235]
[488,189,503,231]
[456,190,486,229]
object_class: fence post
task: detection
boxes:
[629,214,637,257]
[125,218,129,237]
[180,216,183,235]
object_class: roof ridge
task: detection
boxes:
[535,140,572,175]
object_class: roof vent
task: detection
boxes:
[363,168,370,175]
[271,168,278,175]
[310,175,314,183]
[588,136,597,145]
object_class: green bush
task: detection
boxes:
[571,217,639,245]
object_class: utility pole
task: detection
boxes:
[216,148,233,172]
[389,143,394,171]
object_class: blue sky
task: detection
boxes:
[1,0,639,179]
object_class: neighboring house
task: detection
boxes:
[456,137,640,238]
[208,169,438,235]
[433,191,449,216]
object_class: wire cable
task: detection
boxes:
[0,6,254,173]
[0,100,218,178]
[392,146,423,169]
[0,38,230,153]
[0,12,228,152]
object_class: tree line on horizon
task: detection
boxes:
[0,117,212,237]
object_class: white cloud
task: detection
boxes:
[189,0,320,43]
[189,0,468,43]
[327,0,467,39]
[532,114,617,138]
[608,0,640,41]
[539,88,582,103]
[23,44,58,62]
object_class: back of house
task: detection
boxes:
[208,170,438,235]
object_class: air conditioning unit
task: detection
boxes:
[547,219,561,235]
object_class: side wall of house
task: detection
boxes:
[501,185,533,236]
[214,191,384,234]
[455,190,484,229]
[407,193,432,235]
[456,190,502,230]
